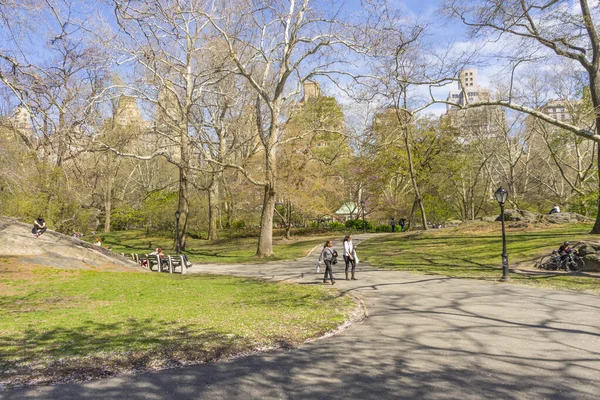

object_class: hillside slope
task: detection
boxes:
[0,217,142,271]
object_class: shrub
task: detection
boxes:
[231,219,246,229]
[375,224,392,232]
[328,222,345,230]
[345,219,373,231]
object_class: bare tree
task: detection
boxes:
[442,0,600,232]
[202,0,357,256]
[111,0,224,248]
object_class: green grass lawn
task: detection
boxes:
[358,222,600,293]
[93,230,329,264]
[0,263,354,388]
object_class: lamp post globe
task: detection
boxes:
[494,187,508,205]
[494,187,510,281]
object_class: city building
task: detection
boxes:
[113,95,143,127]
[538,99,575,122]
[446,68,492,112]
[443,68,504,139]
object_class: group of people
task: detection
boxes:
[318,234,359,284]
[141,247,192,269]
[390,218,406,233]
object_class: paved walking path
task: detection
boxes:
[6,235,600,399]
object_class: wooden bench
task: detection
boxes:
[136,254,162,272]
[167,255,193,274]
[135,253,191,274]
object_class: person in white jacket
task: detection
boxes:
[343,234,358,280]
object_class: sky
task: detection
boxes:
[1,0,585,123]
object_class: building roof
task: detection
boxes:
[335,202,357,215]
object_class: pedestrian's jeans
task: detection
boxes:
[323,260,334,281]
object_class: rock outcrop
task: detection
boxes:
[494,209,594,224]
[573,241,600,272]
[0,216,142,271]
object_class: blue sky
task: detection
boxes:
[1,0,567,121]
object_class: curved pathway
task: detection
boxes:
[6,235,600,399]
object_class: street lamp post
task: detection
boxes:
[175,210,181,255]
[360,200,366,233]
[494,187,510,282]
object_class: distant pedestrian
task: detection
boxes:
[343,234,358,280]
[32,216,47,237]
[399,218,406,232]
[549,204,560,214]
[94,237,102,247]
[391,217,396,232]
[318,240,337,285]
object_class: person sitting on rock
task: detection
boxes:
[32,216,47,237]
[548,204,560,214]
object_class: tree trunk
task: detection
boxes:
[404,122,428,230]
[257,182,276,257]
[284,199,291,239]
[208,180,218,241]
[178,166,189,250]
[589,74,600,234]
[592,141,600,233]
[104,177,112,233]
[398,91,427,230]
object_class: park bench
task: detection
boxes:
[135,253,191,274]
[166,255,193,274]
[135,254,162,272]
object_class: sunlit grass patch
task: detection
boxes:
[0,266,353,388]
[359,222,600,293]
[91,231,328,264]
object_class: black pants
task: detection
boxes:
[323,260,334,282]
[32,226,47,235]
[344,255,356,276]
[391,225,396,232]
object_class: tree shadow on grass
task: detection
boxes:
[0,317,304,389]
[7,275,600,399]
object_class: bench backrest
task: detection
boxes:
[147,254,160,264]
[169,255,183,265]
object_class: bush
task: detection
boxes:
[375,224,392,232]
[111,205,145,230]
[345,219,373,231]
[231,219,246,229]
[328,222,345,230]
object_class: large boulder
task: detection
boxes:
[0,216,141,271]
[495,209,543,223]
[494,209,593,224]
[545,212,594,224]
[573,241,600,272]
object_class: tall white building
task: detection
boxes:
[446,68,491,113]
[443,68,503,139]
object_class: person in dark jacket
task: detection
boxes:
[32,216,47,237]
[399,218,406,232]
[318,240,337,285]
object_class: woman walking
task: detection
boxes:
[318,240,337,285]
[343,234,358,280]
